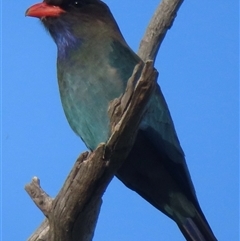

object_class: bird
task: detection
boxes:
[25,1,217,240]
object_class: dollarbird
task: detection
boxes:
[26,0,217,240]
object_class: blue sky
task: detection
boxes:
[2,1,239,240]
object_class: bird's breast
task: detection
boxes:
[57,57,126,150]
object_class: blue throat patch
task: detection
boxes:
[47,18,82,59]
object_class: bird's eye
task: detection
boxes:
[70,0,87,8]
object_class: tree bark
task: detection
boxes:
[25,0,184,240]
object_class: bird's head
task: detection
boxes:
[25,0,122,57]
[25,0,109,19]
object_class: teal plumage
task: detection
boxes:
[26,1,217,240]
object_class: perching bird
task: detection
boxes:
[26,1,217,240]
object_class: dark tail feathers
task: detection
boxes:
[178,209,217,241]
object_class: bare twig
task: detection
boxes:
[138,0,184,62]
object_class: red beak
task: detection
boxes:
[25,2,65,18]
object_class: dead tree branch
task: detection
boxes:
[26,62,157,241]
